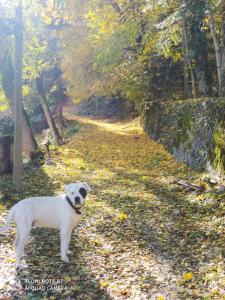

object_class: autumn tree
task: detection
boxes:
[23,0,63,145]
[0,4,38,158]
[13,3,23,191]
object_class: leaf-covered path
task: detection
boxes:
[0,116,224,300]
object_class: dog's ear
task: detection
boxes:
[64,184,69,194]
[83,182,91,192]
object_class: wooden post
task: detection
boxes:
[0,135,14,174]
[13,3,23,191]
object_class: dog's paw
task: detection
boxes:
[61,256,70,263]
[67,250,72,255]
[16,264,27,272]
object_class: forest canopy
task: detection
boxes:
[0,0,225,115]
[56,0,225,107]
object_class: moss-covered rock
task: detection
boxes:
[143,98,225,173]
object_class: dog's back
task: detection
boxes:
[14,195,67,229]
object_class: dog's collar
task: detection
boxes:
[66,196,82,215]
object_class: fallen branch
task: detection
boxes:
[177,180,205,192]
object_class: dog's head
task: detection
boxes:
[64,182,91,209]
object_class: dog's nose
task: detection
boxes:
[75,196,81,204]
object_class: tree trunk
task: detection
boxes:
[13,3,23,191]
[219,23,225,96]
[0,52,38,157]
[0,135,14,174]
[55,78,66,129]
[56,103,66,133]
[183,21,190,99]
[182,17,197,98]
[197,70,208,96]
[22,108,39,155]
[193,4,209,97]
[208,9,222,96]
[36,77,62,145]
[220,48,225,96]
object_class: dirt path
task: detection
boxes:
[0,117,224,300]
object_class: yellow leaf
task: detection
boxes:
[63,275,72,283]
[7,257,16,263]
[156,296,165,300]
[119,212,127,221]
[99,280,109,288]
[183,272,193,281]
[93,239,103,246]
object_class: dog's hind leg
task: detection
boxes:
[15,225,32,270]
[14,229,20,249]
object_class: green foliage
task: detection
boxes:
[0,89,9,112]
[56,0,186,104]
[0,111,13,135]
[64,120,80,138]
[95,30,129,74]
[212,121,225,172]
[57,0,225,102]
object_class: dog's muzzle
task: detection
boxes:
[75,196,81,207]
[66,196,82,214]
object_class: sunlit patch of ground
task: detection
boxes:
[0,116,224,299]
[69,116,143,136]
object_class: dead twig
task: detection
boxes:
[177,180,205,192]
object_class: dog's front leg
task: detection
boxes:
[66,228,73,255]
[60,227,71,263]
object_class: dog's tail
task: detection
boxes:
[0,207,15,233]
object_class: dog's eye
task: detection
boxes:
[71,192,74,194]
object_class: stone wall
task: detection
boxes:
[143,98,225,173]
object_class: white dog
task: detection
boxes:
[0,182,90,270]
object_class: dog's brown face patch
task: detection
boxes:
[79,187,87,198]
